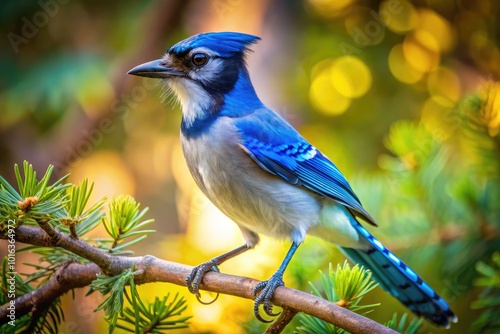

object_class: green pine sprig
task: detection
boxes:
[102,195,155,254]
[0,161,70,227]
[296,261,423,333]
[471,252,500,333]
[19,246,89,286]
[0,161,175,334]
[58,178,106,239]
[458,81,500,175]
[331,261,380,312]
[90,268,137,333]
[118,286,191,333]
[90,268,190,333]
[296,261,379,334]
[385,313,423,334]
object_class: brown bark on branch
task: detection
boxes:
[0,262,100,323]
[265,307,299,334]
[0,225,397,334]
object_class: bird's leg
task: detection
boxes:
[253,241,300,323]
[186,244,250,304]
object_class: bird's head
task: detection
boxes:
[128,32,262,128]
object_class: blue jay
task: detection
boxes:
[128,32,457,328]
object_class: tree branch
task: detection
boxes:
[1,225,397,334]
[0,261,100,324]
[265,307,299,334]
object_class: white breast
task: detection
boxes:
[181,117,322,245]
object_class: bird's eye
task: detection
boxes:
[191,53,209,67]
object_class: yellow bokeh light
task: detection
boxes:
[171,141,197,194]
[479,81,500,137]
[388,44,424,84]
[331,56,372,98]
[186,189,242,254]
[427,67,461,107]
[309,61,351,115]
[152,134,176,182]
[308,0,353,17]
[402,34,440,73]
[171,141,197,228]
[379,0,418,33]
[192,301,224,329]
[416,9,456,53]
[412,29,440,53]
[68,150,136,200]
[421,98,454,140]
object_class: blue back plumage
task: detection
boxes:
[168,32,260,57]
[235,109,376,226]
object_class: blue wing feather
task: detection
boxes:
[236,112,376,225]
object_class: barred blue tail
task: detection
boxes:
[340,221,457,328]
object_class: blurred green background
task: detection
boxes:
[0,0,499,333]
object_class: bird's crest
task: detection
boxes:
[168,32,260,58]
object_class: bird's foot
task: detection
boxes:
[186,260,220,305]
[253,274,284,323]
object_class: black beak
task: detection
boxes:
[127,59,183,78]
